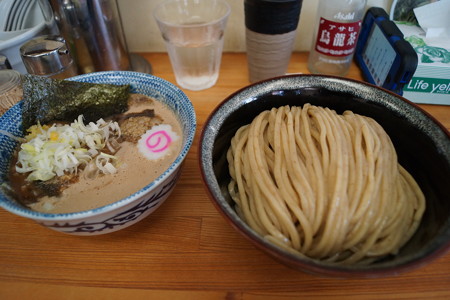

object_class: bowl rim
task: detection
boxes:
[0,71,196,221]
[198,73,450,277]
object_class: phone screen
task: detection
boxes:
[362,25,397,86]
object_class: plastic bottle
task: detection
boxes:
[308,0,367,76]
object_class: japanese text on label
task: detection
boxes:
[315,18,362,57]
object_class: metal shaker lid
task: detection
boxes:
[20,35,73,76]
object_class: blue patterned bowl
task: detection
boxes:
[0,71,196,235]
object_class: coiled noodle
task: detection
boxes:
[227,104,425,265]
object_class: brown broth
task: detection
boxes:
[9,94,183,214]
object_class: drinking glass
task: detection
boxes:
[154,0,230,91]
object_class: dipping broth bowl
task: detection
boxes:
[0,71,196,235]
[199,74,450,277]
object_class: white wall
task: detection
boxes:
[117,0,393,53]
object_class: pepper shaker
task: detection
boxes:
[20,35,79,79]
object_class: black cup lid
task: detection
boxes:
[244,0,303,35]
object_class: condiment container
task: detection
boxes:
[20,35,78,79]
[51,0,131,73]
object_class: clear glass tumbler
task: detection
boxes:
[154,0,230,91]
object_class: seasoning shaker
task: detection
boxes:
[20,35,78,79]
[0,69,23,115]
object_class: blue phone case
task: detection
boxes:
[354,7,418,95]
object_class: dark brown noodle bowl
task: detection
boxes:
[199,74,450,278]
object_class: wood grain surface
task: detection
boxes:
[0,53,449,300]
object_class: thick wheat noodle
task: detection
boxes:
[295,107,327,234]
[227,104,426,265]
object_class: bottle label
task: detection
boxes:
[314,17,362,57]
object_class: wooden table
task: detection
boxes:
[1,53,449,299]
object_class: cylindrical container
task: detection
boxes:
[308,0,367,76]
[0,0,60,74]
[0,70,23,115]
[50,0,131,73]
[20,35,78,79]
[245,0,303,83]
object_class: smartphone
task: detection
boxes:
[355,7,418,95]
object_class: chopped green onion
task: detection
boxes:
[16,115,121,182]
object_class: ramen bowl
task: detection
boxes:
[199,74,450,277]
[0,71,196,235]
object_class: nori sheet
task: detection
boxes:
[21,75,130,131]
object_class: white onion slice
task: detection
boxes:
[16,115,122,182]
